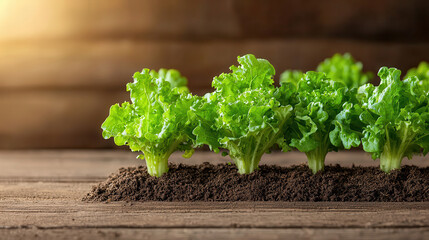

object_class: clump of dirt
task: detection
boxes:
[84,163,429,202]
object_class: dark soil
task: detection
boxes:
[84,163,429,202]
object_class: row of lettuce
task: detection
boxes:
[102,54,429,177]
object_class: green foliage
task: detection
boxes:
[287,71,361,173]
[279,53,372,91]
[405,62,429,93]
[188,93,222,152]
[279,70,304,87]
[357,67,429,173]
[317,53,373,88]
[102,54,429,177]
[102,69,196,177]
[150,68,188,91]
[192,54,293,174]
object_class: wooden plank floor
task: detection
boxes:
[0,150,428,239]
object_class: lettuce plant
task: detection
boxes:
[102,69,196,177]
[317,53,373,88]
[287,71,361,174]
[280,53,372,89]
[279,70,303,87]
[405,62,429,93]
[192,54,293,174]
[357,67,429,173]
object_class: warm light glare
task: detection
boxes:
[0,0,76,41]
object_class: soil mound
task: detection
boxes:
[84,163,429,202]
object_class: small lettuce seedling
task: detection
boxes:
[357,67,429,173]
[102,69,196,177]
[192,54,293,174]
[287,71,361,174]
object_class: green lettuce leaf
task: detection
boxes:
[279,70,304,87]
[405,62,429,93]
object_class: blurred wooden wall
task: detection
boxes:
[0,0,428,148]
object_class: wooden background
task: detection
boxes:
[0,0,428,149]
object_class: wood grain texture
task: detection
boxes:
[1,201,429,228]
[0,0,240,41]
[0,150,428,239]
[0,0,428,41]
[2,228,429,240]
[1,40,428,91]
[0,90,128,149]
[234,0,429,42]
[0,183,92,200]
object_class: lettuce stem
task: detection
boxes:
[233,153,263,174]
[379,124,414,173]
[379,133,405,173]
[379,150,402,173]
[144,154,169,177]
[305,144,329,174]
[228,123,288,174]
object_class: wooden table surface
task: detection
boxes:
[0,150,428,239]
